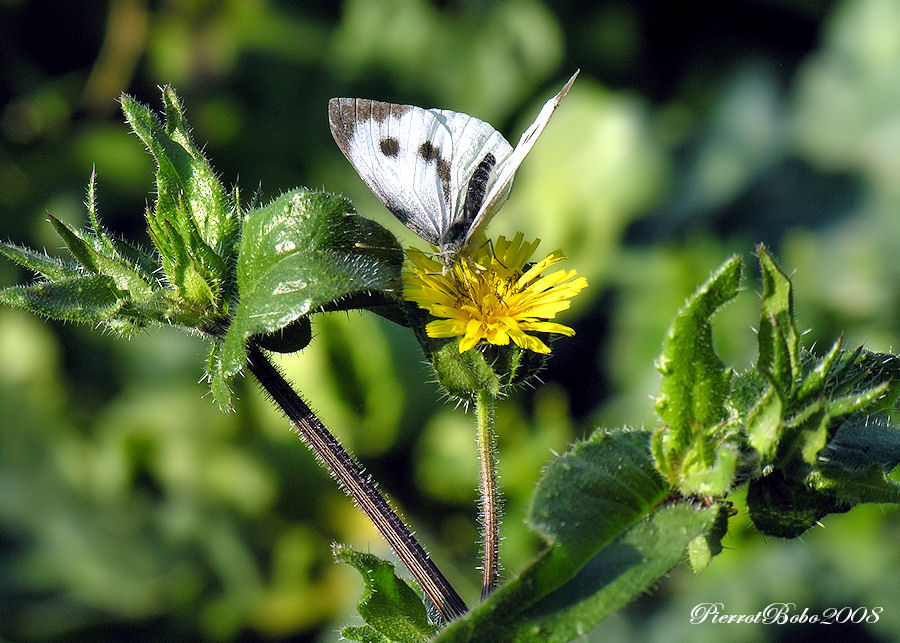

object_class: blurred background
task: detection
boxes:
[1,0,899,640]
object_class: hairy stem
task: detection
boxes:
[476,389,500,600]
[246,343,468,622]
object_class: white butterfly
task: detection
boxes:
[328,70,578,265]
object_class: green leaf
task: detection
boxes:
[654,255,740,439]
[512,505,720,642]
[213,189,401,405]
[334,545,438,643]
[784,400,830,466]
[821,416,900,475]
[827,381,890,420]
[827,350,900,416]
[341,625,392,643]
[810,416,900,505]
[747,470,850,538]
[437,428,709,641]
[47,215,154,299]
[0,275,125,324]
[746,386,784,460]
[47,213,100,273]
[748,413,900,539]
[652,255,742,495]
[85,167,118,257]
[795,337,842,401]
[756,245,799,397]
[438,503,720,642]
[0,241,81,281]
[688,501,731,571]
[529,428,669,561]
[121,88,237,255]
[679,440,739,497]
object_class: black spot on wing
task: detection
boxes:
[417,141,452,211]
[380,137,399,157]
[437,159,451,202]
[418,141,439,162]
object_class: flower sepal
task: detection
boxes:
[415,324,549,402]
[402,233,587,401]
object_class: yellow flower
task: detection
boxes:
[403,233,588,354]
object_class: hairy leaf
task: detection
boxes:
[334,545,438,643]
[437,428,722,641]
[652,255,742,495]
[747,470,850,538]
[121,87,236,254]
[211,189,401,408]
[0,241,81,281]
[1,275,125,323]
[47,215,154,299]
[757,246,799,397]
[439,502,720,641]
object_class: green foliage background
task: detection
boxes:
[1,0,898,640]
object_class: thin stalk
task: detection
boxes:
[475,389,500,600]
[246,343,468,622]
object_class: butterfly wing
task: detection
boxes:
[463,70,580,246]
[328,98,513,250]
[428,109,513,251]
[329,99,447,245]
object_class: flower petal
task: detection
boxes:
[403,235,585,354]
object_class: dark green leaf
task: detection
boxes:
[747,470,850,538]
[0,275,125,323]
[0,241,81,281]
[214,189,401,403]
[821,416,900,475]
[48,214,100,273]
[529,428,668,561]
[808,465,900,506]
[810,416,900,505]
[438,428,682,641]
[438,503,720,642]
[341,624,391,643]
[334,545,438,643]
[513,505,720,642]
[756,245,799,397]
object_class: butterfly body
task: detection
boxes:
[328,71,578,266]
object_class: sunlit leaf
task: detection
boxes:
[211,189,401,408]
[438,428,720,641]
[334,545,438,643]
